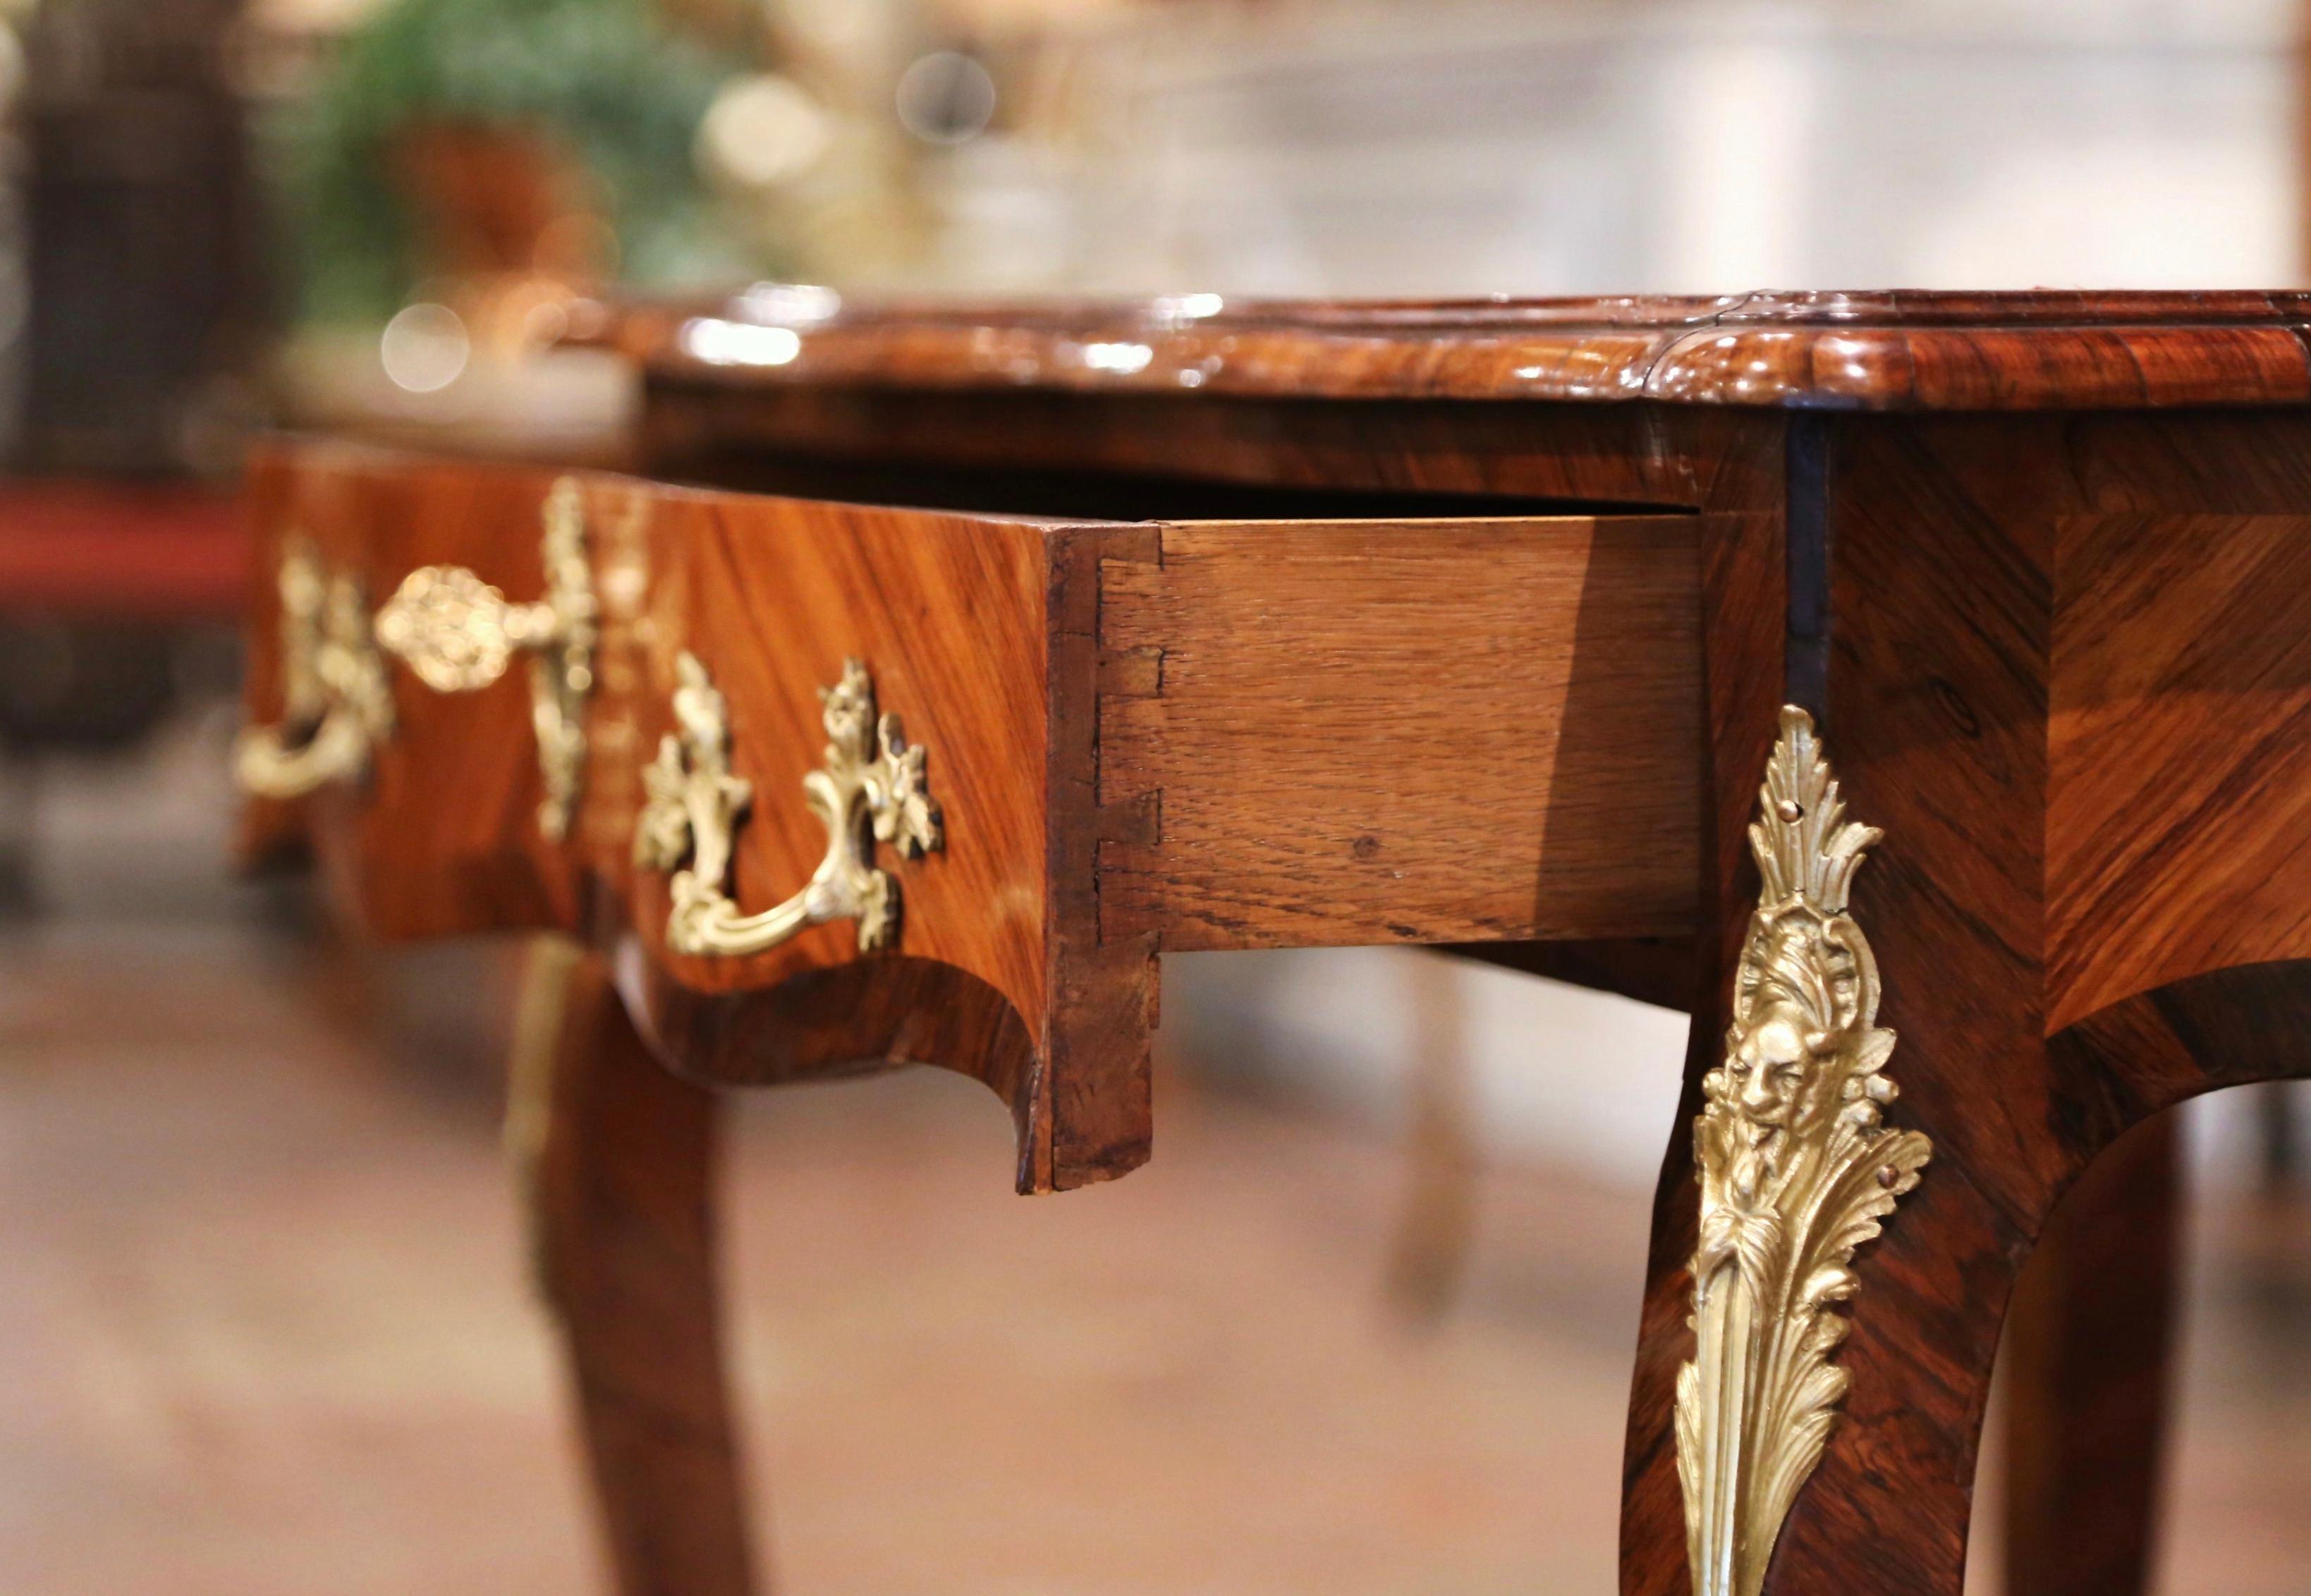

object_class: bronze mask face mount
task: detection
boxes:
[1676,706,1933,1596]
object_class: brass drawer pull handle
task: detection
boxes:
[634,652,944,958]
[374,478,599,839]
[234,539,394,799]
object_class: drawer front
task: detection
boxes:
[238,439,1709,1189]
[240,444,1061,973]
[239,439,1151,1189]
[239,446,604,933]
[622,492,1052,1006]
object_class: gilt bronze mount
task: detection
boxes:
[635,652,943,958]
[374,477,600,839]
[233,538,394,799]
[1676,706,1933,1596]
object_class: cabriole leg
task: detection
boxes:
[509,934,761,1596]
[1999,1111,2178,1596]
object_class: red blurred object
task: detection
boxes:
[0,479,250,621]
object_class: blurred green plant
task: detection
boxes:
[280,0,748,325]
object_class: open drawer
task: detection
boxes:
[238,439,1704,1190]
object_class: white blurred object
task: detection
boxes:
[1166,948,1690,1189]
[896,49,999,145]
[934,0,2304,296]
[245,0,385,31]
[273,333,638,461]
[699,73,834,190]
[677,317,803,367]
[925,135,1082,289]
[378,303,470,394]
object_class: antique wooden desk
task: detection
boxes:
[235,290,2311,1596]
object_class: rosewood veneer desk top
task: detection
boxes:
[240,289,2311,1596]
[587,286,2311,406]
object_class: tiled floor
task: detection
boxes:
[1,922,1652,1595]
[1,920,2308,1595]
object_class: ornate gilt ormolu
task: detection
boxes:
[233,538,394,798]
[1676,706,1932,1596]
[374,477,599,839]
[635,652,943,958]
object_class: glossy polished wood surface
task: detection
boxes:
[1618,407,2311,1596]
[524,939,758,1596]
[2048,511,2311,1030]
[583,288,2311,410]
[243,441,1128,1190]
[245,288,2311,1596]
[243,440,1711,1193]
[1999,1112,2178,1596]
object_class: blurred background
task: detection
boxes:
[2,0,2310,1591]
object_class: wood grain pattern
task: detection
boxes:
[1621,408,2311,1596]
[2049,513,2311,1030]
[583,288,2311,410]
[1619,446,1791,1596]
[244,441,1740,1189]
[638,388,1778,520]
[621,493,1057,1033]
[526,939,759,1596]
[1097,516,1702,949]
[1999,1112,2178,1596]
[1041,523,1164,1186]
[243,439,1154,1191]
[246,307,2311,1596]
[254,441,592,939]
